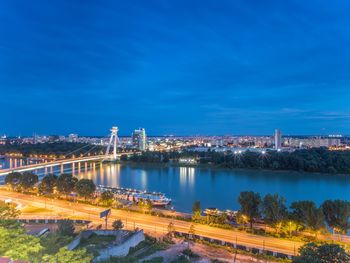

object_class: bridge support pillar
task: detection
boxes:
[78,162,81,172]
[60,164,64,174]
[105,126,119,160]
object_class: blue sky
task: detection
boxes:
[1,0,350,136]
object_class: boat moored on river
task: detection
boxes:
[97,185,171,207]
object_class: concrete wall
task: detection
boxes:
[67,229,145,262]
[93,230,145,262]
[67,231,93,250]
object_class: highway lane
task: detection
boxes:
[0,189,301,255]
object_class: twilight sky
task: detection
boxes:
[1,0,350,136]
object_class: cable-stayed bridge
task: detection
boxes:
[0,126,135,177]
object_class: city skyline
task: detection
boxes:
[2,1,350,135]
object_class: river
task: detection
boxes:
[1,158,350,213]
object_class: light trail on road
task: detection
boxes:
[0,189,302,255]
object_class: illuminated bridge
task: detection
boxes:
[0,126,135,177]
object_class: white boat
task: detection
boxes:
[97,185,171,206]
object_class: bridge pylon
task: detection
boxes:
[105,126,119,160]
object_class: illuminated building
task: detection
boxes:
[132,128,147,151]
[274,129,282,150]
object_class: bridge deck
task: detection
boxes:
[0,154,114,177]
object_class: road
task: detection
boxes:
[0,189,302,256]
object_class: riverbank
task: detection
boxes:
[125,148,350,175]
[118,160,350,177]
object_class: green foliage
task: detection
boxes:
[182,248,199,259]
[138,199,153,212]
[206,213,227,225]
[0,142,104,158]
[100,190,114,206]
[0,201,20,219]
[19,171,39,190]
[322,200,350,233]
[0,219,21,229]
[38,174,58,194]
[57,219,75,236]
[167,221,175,235]
[56,174,78,196]
[42,247,93,263]
[261,194,288,227]
[293,242,350,263]
[75,179,96,199]
[4,172,21,189]
[192,201,201,222]
[238,191,261,230]
[112,219,124,230]
[40,233,72,255]
[143,257,163,263]
[171,255,190,263]
[0,225,92,263]
[128,148,350,174]
[188,224,195,235]
[290,201,325,232]
[0,226,42,262]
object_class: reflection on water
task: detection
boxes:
[1,158,44,169]
[2,158,350,213]
[179,167,195,188]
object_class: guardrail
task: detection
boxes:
[174,232,295,259]
[16,218,92,225]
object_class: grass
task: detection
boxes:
[80,233,116,248]
[170,255,190,263]
[78,233,116,257]
[21,205,53,214]
[142,257,163,263]
[182,248,200,259]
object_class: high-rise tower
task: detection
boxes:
[132,128,147,151]
[274,129,282,150]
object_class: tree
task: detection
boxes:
[293,242,349,263]
[56,174,78,197]
[38,174,58,195]
[19,171,38,191]
[192,201,201,222]
[188,224,195,236]
[112,219,124,230]
[57,220,75,236]
[167,222,175,236]
[0,227,42,262]
[261,194,288,229]
[40,233,72,255]
[100,190,114,206]
[75,179,96,200]
[322,200,350,234]
[42,247,93,263]
[238,191,261,230]
[4,172,21,190]
[138,199,153,212]
[290,201,325,233]
[0,202,20,220]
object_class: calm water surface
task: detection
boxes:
[1,158,350,213]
